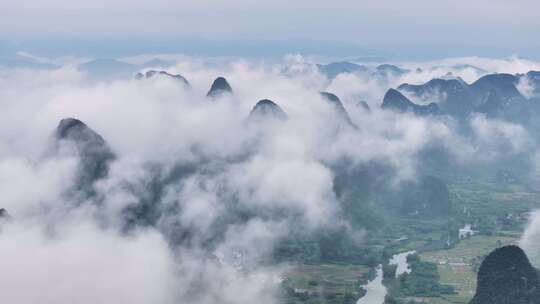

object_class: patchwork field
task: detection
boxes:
[283,263,372,304]
[420,234,519,304]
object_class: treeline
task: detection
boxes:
[384,254,456,302]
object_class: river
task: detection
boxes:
[356,265,386,304]
[389,250,416,278]
[356,251,416,304]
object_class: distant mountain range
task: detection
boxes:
[78,59,140,80]
[316,61,408,79]
[316,61,540,122]
[3,55,540,128]
[71,59,540,128]
[0,55,177,76]
[316,60,487,80]
[382,70,540,124]
[77,58,177,81]
[316,61,370,79]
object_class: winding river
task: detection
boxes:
[356,265,386,304]
[356,251,416,304]
[389,250,416,278]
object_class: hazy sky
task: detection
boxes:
[2,0,540,58]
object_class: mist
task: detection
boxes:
[1,54,540,303]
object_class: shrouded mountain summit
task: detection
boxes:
[381,89,439,116]
[398,78,473,117]
[55,118,115,198]
[319,92,357,128]
[470,245,540,304]
[207,77,233,98]
[56,118,108,147]
[357,100,371,112]
[470,73,526,116]
[135,70,189,86]
[248,99,288,122]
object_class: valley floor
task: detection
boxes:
[419,234,519,304]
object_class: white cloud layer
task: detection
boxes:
[1,54,540,303]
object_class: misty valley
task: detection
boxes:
[1,55,540,304]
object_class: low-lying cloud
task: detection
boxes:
[1,54,540,303]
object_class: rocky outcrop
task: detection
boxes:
[470,245,540,304]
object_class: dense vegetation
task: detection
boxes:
[394,254,455,297]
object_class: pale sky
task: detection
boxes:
[2,0,539,58]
